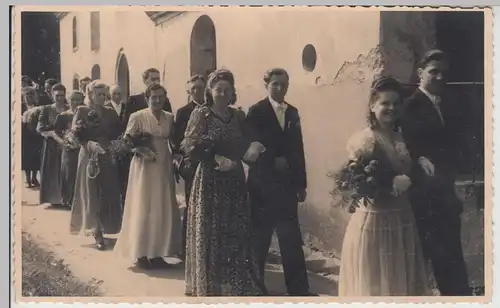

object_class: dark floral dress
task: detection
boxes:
[182,105,267,296]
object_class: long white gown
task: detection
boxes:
[114,108,182,261]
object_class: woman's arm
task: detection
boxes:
[36,106,54,134]
[181,107,215,162]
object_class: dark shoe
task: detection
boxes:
[136,257,151,269]
[31,179,40,187]
[149,257,172,269]
[93,233,106,251]
[45,204,64,210]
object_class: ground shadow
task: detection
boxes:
[263,266,338,296]
[127,262,185,281]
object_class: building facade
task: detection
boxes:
[58,9,485,286]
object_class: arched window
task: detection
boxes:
[302,44,317,72]
[90,12,100,51]
[72,17,77,50]
[91,64,101,80]
[72,74,80,90]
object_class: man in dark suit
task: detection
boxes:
[245,68,314,296]
[401,49,471,296]
[172,74,206,261]
[105,84,127,203]
[123,68,172,126]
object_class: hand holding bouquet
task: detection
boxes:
[333,159,379,213]
[118,132,157,161]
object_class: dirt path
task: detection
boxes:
[20,186,338,297]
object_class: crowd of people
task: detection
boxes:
[21,49,472,297]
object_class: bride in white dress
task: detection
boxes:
[338,76,435,296]
[114,84,182,269]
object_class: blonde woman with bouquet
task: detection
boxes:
[69,80,124,250]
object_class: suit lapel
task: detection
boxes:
[415,89,445,128]
[263,98,285,133]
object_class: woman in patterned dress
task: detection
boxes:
[21,86,43,188]
[69,80,124,250]
[54,90,84,208]
[182,69,267,296]
[37,83,69,207]
[338,76,434,296]
[114,84,182,269]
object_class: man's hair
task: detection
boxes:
[187,74,206,84]
[263,68,290,84]
[142,68,160,82]
[51,83,66,93]
[80,77,92,83]
[45,78,58,88]
[418,49,449,69]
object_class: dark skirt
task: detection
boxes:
[60,147,79,206]
[39,138,63,204]
[70,146,123,235]
[21,126,43,171]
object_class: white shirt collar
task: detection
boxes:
[419,86,441,104]
[269,96,287,110]
[191,100,202,107]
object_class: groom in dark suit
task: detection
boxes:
[401,49,471,295]
[123,68,173,126]
[245,68,314,296]
[172,74,206,260]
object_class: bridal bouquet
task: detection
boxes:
[331,159,379,213]
[113,132,157,161]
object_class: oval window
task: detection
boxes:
[302,44,317,72]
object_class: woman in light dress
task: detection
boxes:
[114,83,182,269]
[69,80,124,250]
[338,76,434,296]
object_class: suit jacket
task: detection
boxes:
[105,101,127,124]
[401,88,465,215]
[123,92,172,126]
[245,98,307,197]
[173,101,199,153]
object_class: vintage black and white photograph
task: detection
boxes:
[13,5,491,302]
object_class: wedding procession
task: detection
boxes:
[18,8,487,299]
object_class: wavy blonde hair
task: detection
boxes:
[84,80,108,107]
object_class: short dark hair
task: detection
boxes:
[45,78,58,87]
[80,77,91,83]
[263,68,290,84]
[187,74,206,84]
[52,83,67,93]
[205,69,237,106]
[367,76,403,130]
[145,83,167,98]
[22,75,33,84]
[418,49,448,69]
[142,68,160,82]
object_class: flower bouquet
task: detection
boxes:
[331,159,379,213]
[116,132,157,162]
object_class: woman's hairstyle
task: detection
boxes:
[51,83,66,93]
[68,90,85,101]
[145,83,167,99]
[205,69,237,106]
[263,68,289,85]
[44,78,58,89]
[22,75,33,86]
[367,75,403,129]
[84,80,108,106]
[21,86,37,104]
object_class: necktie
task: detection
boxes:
[277,104,286,130]
[434,96,444,124]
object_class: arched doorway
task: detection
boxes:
[115,50,130,98]
[72,74,80,90]
[190,15,217,78]
[91,64,101,80]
